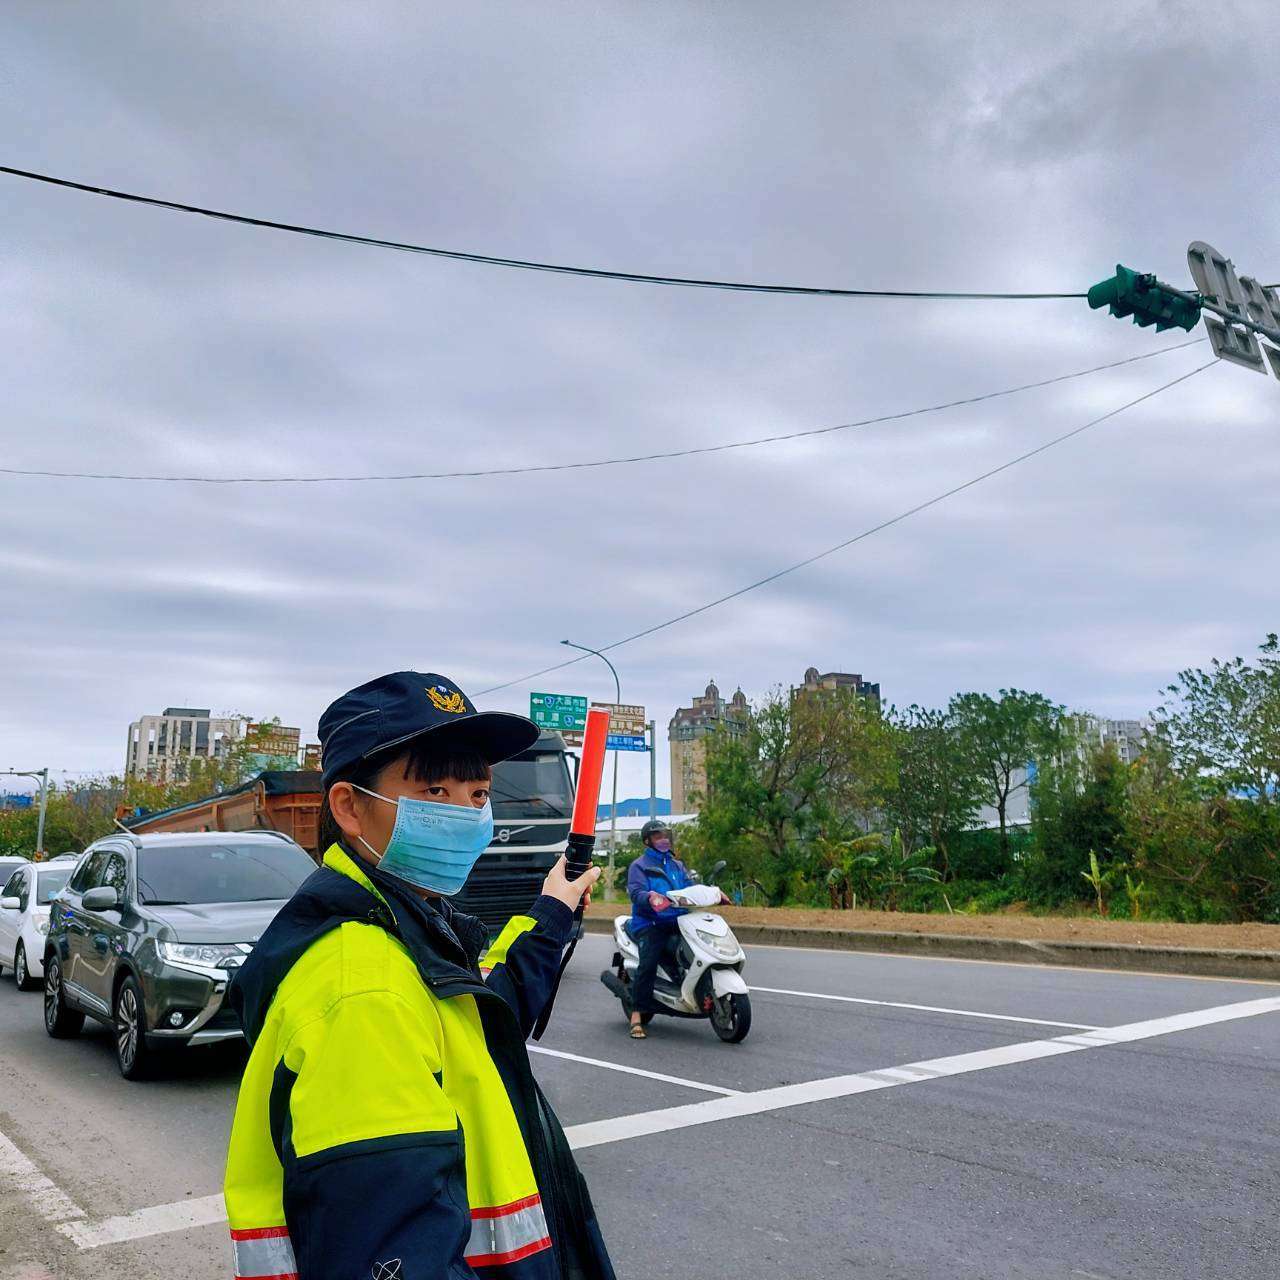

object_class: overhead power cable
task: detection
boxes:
[476,358,1218,697]
[1,164,1086,299]
[0,337,1205,484]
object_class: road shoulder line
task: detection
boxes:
[0,1127,86,1227]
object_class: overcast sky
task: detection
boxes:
[2,1,1277,801]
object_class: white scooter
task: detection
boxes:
[600,861,752,1043]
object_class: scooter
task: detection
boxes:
[600,861,752,1043]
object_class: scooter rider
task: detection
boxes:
[625,819,692,1040]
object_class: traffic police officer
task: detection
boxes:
[223,671,615,1280]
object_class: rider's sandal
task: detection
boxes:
[629,1023,647,1039]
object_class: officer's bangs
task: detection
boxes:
[396,737,492,786]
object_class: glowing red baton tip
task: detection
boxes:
[565,706,610,878]
[570,707,610,836]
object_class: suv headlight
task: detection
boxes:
[694,928,740,958]
[35,919,50,936]
[158,941,249,970]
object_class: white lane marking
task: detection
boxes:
[61,1193,227,1249]
[564,995,1280,1150]
[529,1044,741,1095]
[0,1128,87,1226]
[36,993,1280,1250]
[751,985,1101,1030]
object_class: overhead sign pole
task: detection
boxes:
[1087,242,1279,383]
[1185,241,1280,377]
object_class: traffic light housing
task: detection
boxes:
[1087,265,1202,332]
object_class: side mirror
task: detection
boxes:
[709,860,728,882]
[0,897,19,911]
[82,886,120,913]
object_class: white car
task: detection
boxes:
[0,857,79,991]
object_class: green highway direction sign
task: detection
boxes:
[529,692,588,737]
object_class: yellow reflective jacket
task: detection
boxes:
[224,844,614,1280]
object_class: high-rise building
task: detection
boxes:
[796,666,881,705]
[1072,716,1149,768]
[124,708,247,781]
[668,681,749,813]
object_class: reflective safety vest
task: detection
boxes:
[223,844,615,1280]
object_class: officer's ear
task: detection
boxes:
[328,781,366,841]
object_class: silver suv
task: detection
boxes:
[44,830,315,1079]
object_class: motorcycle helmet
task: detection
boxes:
[640,818,672,847]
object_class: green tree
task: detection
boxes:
[1152,633,1280,804]
[1026,740,1128,906]
[696,687,896,905]
[950,689,1065,861]
[884,705,983,878]
[1126,738,1280,922]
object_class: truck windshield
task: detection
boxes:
[137,842,315,905]
[490,752,573,819]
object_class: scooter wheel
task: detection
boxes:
[710,992,751,1043]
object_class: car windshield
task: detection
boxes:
[490,753,573,819]
[136,842,314,906]
[35,868,71,904]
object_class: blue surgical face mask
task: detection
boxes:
[355,786,494,896]
[650,837,672,855]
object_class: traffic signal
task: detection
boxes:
[1087,264,1202,333]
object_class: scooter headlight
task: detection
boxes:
[695,928,741,958]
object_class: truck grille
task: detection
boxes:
[455,867,551,934]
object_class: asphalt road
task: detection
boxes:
[2,933,1277,1280]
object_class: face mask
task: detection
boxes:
[355,786,494,895]
[651,837,672,854]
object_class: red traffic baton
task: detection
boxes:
[532,706,609,1039]
[564,706,610,879]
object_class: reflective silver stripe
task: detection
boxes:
[231,1229,298,1278]
[465,1197,551,1264]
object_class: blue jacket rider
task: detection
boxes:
[625,820,691,1039]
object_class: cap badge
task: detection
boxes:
[427,685,466,714]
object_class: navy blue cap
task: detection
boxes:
[318,671,540,788]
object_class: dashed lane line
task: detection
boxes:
[750,985,1101,1030]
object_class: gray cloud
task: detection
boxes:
[2,1,1278,800]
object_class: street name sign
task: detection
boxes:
[591,701,649,752]
[530,692,588,737]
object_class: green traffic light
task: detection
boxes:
[1087,264,1201,333]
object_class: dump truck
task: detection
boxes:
[125,733,577,932]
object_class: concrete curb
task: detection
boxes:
[580,916,1280,982]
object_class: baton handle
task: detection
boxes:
[564,830,597,882]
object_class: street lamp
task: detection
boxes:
[2,768,50,857]
[561,639,620,901]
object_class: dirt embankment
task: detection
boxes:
[584,901,1280,953]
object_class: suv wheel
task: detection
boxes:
[114,976,157,1080]
[15,942,38,992]
[44,955,85,1038]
